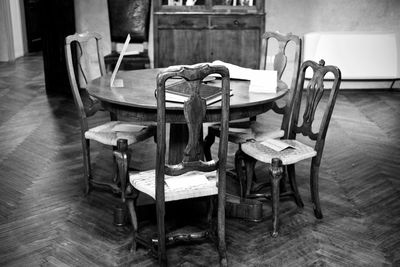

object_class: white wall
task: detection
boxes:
[0,0,11,61]
[265,0,400,36]
[73,0,111,79]
[0,0,26,61]
[265,0,400,88]
[73,0,111,54]
[9,0,25,58]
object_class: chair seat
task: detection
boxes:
[241,139,317,165]
[130,170,218,202]
[85,121,156,146]
[209,120,284,144]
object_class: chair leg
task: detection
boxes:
[114,141,140,252]
[310,159,323,219]
[234,148,246,198]
[280,167,287,193]
[269,158,283,237]
[287,164,304,208]
[206,195,215,228]
[217,192,228,267]
[243,154,256,197]
[126,187,139,252]
[112,146,118,183]
[204,130,216,161]
[116,139,130,202]
[82,138,91,195]
[156,201,167,266]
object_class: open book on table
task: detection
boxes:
[209,60,278,93]
[167,61,277,91]
[157,80,233,105]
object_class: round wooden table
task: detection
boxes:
[87,68,287,164]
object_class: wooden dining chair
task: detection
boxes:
[203,31,302,197]
[65,32,156,202]
[114,63,230,266]
[239,60,341,237]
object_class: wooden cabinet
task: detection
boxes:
[153,0,265,68]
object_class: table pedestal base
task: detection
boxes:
[226,194,263,222]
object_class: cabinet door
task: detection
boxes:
[158,29,209,67]
[209,16,262,69]
[209,29,260,68]
[156,15,209,67]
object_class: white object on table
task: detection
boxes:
[210,60,277,93]
[249,69,277,93]
[110,34,131,87]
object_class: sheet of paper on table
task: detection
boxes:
[110,34,131,87]
[248,69,277,93]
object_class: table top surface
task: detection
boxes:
[87,68,287,111]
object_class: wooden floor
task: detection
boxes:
[0,54,400,267]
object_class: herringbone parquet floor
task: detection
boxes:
[0,54,399,266]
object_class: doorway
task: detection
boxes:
[23,0,42,52]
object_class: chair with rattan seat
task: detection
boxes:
[65,32,156,202]
[239,59,342,237]
[203,31,302,197]
[114,63,230,266]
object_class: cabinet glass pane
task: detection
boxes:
[212,0,257,6]
[161,0,205,6]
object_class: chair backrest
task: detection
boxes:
[107,0,151,44]
[65,32,106,129]
[259,31,302,133]
[289,59,341,163]
[155,63,230,201]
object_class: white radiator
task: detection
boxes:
[303,32,400,88]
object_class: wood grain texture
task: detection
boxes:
[153,0,265,68]
[0,54,399,266]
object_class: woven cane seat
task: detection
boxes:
[130,170,218,202]
[84,121,155,146]
[241,139,317,165]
